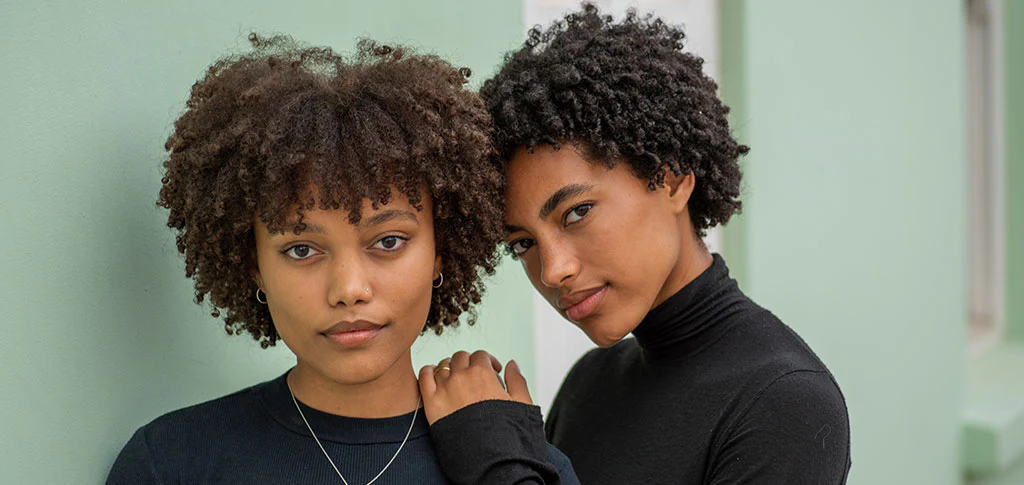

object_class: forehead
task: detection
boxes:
[503,144,657,228]
[505,146,602,203]
[262,186,431,234]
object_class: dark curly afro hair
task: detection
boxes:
[480,3,747,236]
[158,34,505,348]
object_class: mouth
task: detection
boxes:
[557,285,608,323]
[321,320,385,347]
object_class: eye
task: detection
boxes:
[507,238,535,257]
[284,245,320,260]
[372,235,408,251]
[564,203,593,225]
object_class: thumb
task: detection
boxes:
[504,360,533,405]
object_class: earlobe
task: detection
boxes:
[432,256,444,289]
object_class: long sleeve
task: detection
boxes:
[708,370,851,484]
[430,399,578,485]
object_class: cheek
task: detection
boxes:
[393,277,432,313]
[521,257,544,289]
[587,211,643,269]
[384,249,437,324]
[265,276,318,332]
[600,206,679,286]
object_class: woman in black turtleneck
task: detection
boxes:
[418,4,851,484]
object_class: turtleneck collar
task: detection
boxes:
[257,371,430,445]
[631,254,752,363]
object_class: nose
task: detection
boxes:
[538,236,580,289]
[326,253,371,307]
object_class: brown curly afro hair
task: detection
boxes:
[158,34,505,348]
[481,3,748,237]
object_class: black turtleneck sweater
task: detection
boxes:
[106,372,577,484]
[545,254,850,483]
[432,254,850,484]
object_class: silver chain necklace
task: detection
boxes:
[288,383,420,485]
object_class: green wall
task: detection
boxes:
[971,455,1024,485]
[720,1,967,484]
[1007,0,1024,341]
[0,1,528,483]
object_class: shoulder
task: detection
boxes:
[727,369,849,457]
[141,382,263,444]
[107,381,268,483]
[721,309,847,415]
[710,370,851,482]
[751,370,847,420]
[719,304,836,378]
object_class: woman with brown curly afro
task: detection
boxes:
[420,4,851,484]
[106,34,578,485]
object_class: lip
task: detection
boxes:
[322,320,385,347]
[559,285,608,323]
[557,286,605,309]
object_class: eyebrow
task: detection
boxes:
[273,210,417,236]
[270,222,327,236]
[505,183,595,234]
[504,223,526,234]
[539,183,594,219]
[359,209,419,227]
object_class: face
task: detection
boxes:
[504,145,693,347]
[253,191,441,387]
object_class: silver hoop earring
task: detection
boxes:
[432,273,443,289]
[255,288,267,304]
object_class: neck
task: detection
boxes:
[653,229,714,310]
[287,352,420,418]
[633,253,748,360]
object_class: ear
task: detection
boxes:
[250,269,265,290]
[663,166,696,215]
[433,255,443,279]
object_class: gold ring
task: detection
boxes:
[440,366,451,372]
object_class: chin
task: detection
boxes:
[332,371,383,386]
[319,360,392,386]
[582,326,631,348]
[578,316,636,348]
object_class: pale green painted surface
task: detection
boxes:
[1007,0,1024,341]
[963,343,1024,474]
[960,3,1024,482]
[720,1,967,484]
[0,1,527,483]
[718,0,748,284]
[969,454,1024,485]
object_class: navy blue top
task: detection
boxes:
[107,372,577,484]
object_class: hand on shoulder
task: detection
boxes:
[418,350,534,424]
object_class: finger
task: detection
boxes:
[433,359,453,380]
[418,365,437,396]
[450,350,471,370]
[504,360,534,405]
[469,350,502,373]
[418,365,447,425]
